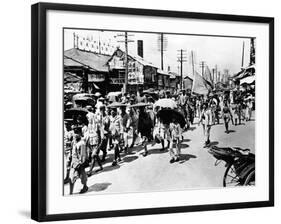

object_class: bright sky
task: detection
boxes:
[64,29,251,77]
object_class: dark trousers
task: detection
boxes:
[89,145,103,171]
[114,144,121,161]
[100,135,108,161]
[224,117,230,132]
[189,110,194,124]
[215,111,220,124]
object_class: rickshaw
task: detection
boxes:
[209,146,255,187]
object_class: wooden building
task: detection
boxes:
[107,48,158,93]
[64,48,111,94]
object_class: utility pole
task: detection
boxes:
[199,61,206,76]
[191,50,195,77]
[98,31,105,54]
[158,33,167,70]
[177,49,187,90]
[224,69,229,84]
[117,32,134,93]
[73,32,76,48]
[241,41,245,68]
[212,68,215,84]
[160,33,164,70]
[215,65,218,84]
[250,38,255,65]
[124,32,128,92]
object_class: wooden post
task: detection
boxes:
[241,41,245,68]
[160,33,164,70]
[191,51,195,77]
[73,32,76,48]
[180,49,183,90]
[124,32,128,93]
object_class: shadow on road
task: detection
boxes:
[227,130,236,133]
[188,127,197,131]
[207,141,219,147]
[147,147,168,155]
[89,163,121,177]
[215,123,223,126]
[124,151,137,155]
[130,145,144,153]
[122,155,139,163]
[87,182,112,192]
[179,153,197,164]
[237,123,246,125]
[182,139,191,143]
[179,143,189,149]
[101,153,115,165]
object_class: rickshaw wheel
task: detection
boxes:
[244,170,255,186]
[223,163,241,187]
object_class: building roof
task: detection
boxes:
[184,75,193,81]
[130,54,158,68]
[157,69,169,76]
[64,57,83,67]
[64,48,111,72]
[108,48,158,69]
[168,71,180,79]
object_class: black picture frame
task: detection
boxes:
[31,2,274,222]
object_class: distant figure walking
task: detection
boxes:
[199,102,213,147]
[222,101,232,134]
[168,118,182,163]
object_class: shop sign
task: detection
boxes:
[88,73,105,82]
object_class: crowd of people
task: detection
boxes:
[64,88,254,194]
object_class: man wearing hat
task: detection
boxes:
[69,134,88,194]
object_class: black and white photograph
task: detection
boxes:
[0,0,277,223]
[63,28,256,196]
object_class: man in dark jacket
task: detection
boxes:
[137,106,153,156]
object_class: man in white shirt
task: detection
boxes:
[199,102,213,147]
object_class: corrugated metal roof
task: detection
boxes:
[131,54,158,68]
[64,48,110,72]
[64,57,83,67]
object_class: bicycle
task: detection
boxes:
[208,146,255,187]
